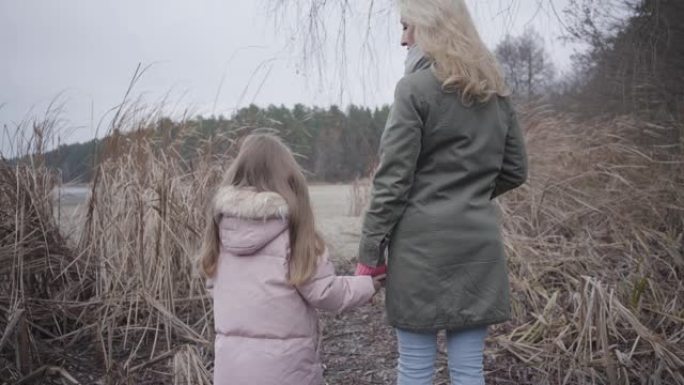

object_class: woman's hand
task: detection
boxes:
[373,274,387,292]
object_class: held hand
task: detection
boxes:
[373,274,387,292]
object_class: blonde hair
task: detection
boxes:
[399,0,509,103]
[198,132,325,285]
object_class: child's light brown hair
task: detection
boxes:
[198,132,325,285]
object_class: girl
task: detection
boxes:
[356,0,528,384]
[199,133,384,385]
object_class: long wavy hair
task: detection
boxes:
[399,0,509,103]
[198,132,325,285]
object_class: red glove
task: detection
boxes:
[355,263,387,277]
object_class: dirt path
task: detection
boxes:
[309,185,398,383]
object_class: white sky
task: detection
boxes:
[0,0,583,152]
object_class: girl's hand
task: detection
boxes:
[373,274,387,292]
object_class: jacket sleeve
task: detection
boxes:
[491,98,528,199]
[358,77,423,267]
[297,250,375,313]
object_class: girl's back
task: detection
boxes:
[210,185,375,385]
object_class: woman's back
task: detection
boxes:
[405,69,509,224]
[396,67,515,233]
[360,64,527,331]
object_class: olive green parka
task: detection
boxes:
[359,56,527,331]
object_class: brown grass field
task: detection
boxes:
[1,105,682,384]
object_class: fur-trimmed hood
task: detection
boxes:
[213,185,289,220]
[213,186,289,256]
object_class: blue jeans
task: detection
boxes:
[396,327,487,385]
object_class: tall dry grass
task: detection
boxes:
[347,177,371,217]
[1,103,682,384]
[348,162,378,217]
[496,107,683,384]
[72,127,231,383]
[1,101,234,383]
[0,108,90,382]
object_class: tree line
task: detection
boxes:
[44,104,390,183]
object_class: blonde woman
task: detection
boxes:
[355,1,528,384]
[199,133,384,385]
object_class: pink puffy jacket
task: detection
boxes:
[208,186,375,385]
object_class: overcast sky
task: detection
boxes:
[1,0,582,152]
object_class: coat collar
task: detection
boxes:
[405,45,433,75]
[213,186,289,220]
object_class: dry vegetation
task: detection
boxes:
[1,103,682,384]
[493,107,683,384]
[348,175,374,217]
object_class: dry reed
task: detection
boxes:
[348,178,372,217]
[495,106,683,384]
[1,101,234,383]
[1,102,682,384]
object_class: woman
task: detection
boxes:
[355,0,528,384]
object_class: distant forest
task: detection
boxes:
[45,104,391,183]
